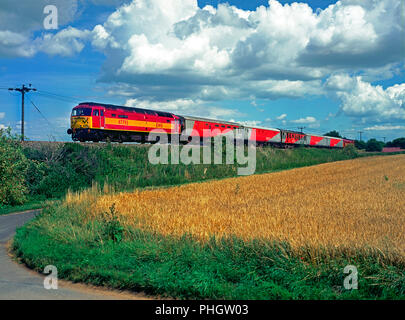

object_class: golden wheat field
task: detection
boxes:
[69,155,405,261]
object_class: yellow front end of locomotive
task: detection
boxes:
[71,116,92,130]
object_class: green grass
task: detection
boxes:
[0,202,43,216]
[0,195,52,216]
[12,202,405,300]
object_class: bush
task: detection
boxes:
[0,128,29,206]
[342,144,358,157]
[324,130,342,138]
[355,140,366,150]
[366,139,384,152]
[386,137,405,149]
[101,203,125,243]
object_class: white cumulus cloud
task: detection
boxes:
[364,125,405,131]
[125,98,243,120]
[89,0,404,106]
[276,114,287,120]
[291,116,317,124]
[327,74,405,122]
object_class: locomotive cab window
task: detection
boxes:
[93,110,99,116]
[72,108,92,116]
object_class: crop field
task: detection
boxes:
[79,154,405,264]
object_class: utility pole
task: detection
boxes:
[8,84,36,141]
[298,126,306,133]
[382,137,386,143]
[358,131,363,141]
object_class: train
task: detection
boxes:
[67,102,355,148]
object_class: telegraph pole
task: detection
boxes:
[298,127,306,133]
[358,131,363,141]
[8,84,36,141]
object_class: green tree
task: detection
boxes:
[324,130,342,138]
[365,139,384,152]
[354,140,366,150]
[386,137,405,149]
[0,128,29,206]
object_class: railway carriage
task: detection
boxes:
[280,130,309,146]
[182,115,241,139]
[244,126,281,145]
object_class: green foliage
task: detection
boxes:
[324,130,342,138]
[366,139,385,152]
[101,203,125,243]
[386,137,405,149]
[15,143,362,201]
[0,128,29,206]
[342,144,358,157]
[12,202,405,299]
[355,140,367,150]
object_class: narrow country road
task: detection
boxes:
[0,210,150,300]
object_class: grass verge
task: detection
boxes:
[0,196,52,216]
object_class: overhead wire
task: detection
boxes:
[27,96,67,141]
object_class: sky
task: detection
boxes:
[0,0,404,142]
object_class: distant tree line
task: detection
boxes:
[324,130,405,152]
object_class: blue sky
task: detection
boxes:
[0,0,404,141]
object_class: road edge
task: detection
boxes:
[5,209,162,300]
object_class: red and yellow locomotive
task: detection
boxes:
[67,102,182,143]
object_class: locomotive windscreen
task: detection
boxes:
[72,108,92,116]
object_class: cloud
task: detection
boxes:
[236,120,263,127]
[276,114,287,120]
[0,0,79,33]
[326,74,405,123]
[0,30,35,57]
[35,27,91,56]
[89,0,404,106]
[125,98,243,120]
[0,0,91,57]
[0,27,90,58]
[0,112,5,119]
[290,116,320,128]
[90,0,130,5]
[291,116,317,124]
[364,125,405,131]
[298,0,405,69]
